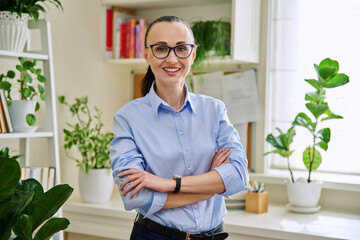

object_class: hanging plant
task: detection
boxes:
[191,18,231,69]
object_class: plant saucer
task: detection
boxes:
[14,126,38,133]
[286,203,321,213]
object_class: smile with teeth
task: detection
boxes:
[164,68,180,72]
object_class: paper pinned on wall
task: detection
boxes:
[192,69,259,124]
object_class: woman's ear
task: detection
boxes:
[190,45,197,64]
[144,47,151,65]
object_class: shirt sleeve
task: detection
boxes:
[213,104,249,196]
[110,112,167,217]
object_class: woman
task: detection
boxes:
[110,16,249,240]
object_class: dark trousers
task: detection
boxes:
[130,222,177,240]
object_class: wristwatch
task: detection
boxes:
[173,175,181,194]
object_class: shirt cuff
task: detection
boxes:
[144,191,167,218]
[214,163,243,196]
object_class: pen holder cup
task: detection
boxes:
[245,191,268,214]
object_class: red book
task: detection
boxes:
[120,22,126,58]
[106,8,114,55]
[124,21,131,58]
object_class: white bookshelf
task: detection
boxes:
[0,19,63,240]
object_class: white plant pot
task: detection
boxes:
[79,168,114,203]
[8,100,38,133]
[286,180,323,208]
[0,11,30,52]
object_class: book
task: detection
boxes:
[137,19,147,58]
[20,166,56,191]
[0,95,7,133]
[112,8,135,59]
[129,19,138,59]
[0,89,13,132]
[105,7,114,59]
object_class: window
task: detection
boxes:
[267,0,360,175]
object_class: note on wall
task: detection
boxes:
[192,69,259,124]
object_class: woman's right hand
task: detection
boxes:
[210,148,231,170]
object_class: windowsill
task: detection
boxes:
[63,197,360,240]
[250,170,360,192]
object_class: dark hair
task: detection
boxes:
[141,16,194,96]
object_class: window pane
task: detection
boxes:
[269,0,360,174]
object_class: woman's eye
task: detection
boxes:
[155,47,168,52]
[176,46,187,51]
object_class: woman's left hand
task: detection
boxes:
[118,169,174,198]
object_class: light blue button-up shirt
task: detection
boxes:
[110,83,248,232]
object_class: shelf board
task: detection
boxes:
[102,0,231,9]
[0,131,54,139]
[0,50,49,60]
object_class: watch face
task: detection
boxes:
[173,175,181,179]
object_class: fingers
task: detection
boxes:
[213,148,231,167]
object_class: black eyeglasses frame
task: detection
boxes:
[145,44,195,59]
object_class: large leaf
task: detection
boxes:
[318,128,331,143]
[12,214,33,238]
[266,133,284,149]
[306,102,328,119]
[0,156,21,202]
[34,218,70,240]
[265,149,294,158]
[305,79,322,90]
[292,112,314,131]
[317,141,328,151]
[26,114,36,126]
[31,184,73,231]
[323,73,349,88]
[321,109,343,121]
[317,58,339,80]
[279,127,296,149]
[17,179,44,217]
[303,147,322,171]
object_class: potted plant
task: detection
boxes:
[58,96,115,203]
[0,57,46,132]
[191,19,231,70]
[0,147,73,240]
[265,58,349,211]
[0,0,63,52]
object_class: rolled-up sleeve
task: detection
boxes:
[214,105,249,196]
[110,112,167,217]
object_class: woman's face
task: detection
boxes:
[144,21,196,89]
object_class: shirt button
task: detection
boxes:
[176,113,180,117]
[187,168,191,173]
[185,147,189,151]
[193,203,198,208]
[179,131,184,135]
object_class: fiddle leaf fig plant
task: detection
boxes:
[0,147,73,240]
[265,58,349,183]
[58,96,114,174]
[0,57,46,126]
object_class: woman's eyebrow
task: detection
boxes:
[153,41,189,45]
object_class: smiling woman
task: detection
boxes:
[110,16,249,240]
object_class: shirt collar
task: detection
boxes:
[148,81,196,119]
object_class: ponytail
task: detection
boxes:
[141,66,155,96]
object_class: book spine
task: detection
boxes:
[0,89,13,132]
[120,22,126,58]
[124,21,131,58]
[129,19,137,59]
[105,8,114,59]
[0,95,7,133]
[138,19,146,58]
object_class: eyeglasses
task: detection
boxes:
[145,44,195,59]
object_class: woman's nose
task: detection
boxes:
[166,49,178,63]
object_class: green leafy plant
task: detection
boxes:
[265,127,296,182]
[0,147,73,240]
[191,19,231,69]
[58,96,114,174]
[265,58,349,183]
[0,0,63,21]
[0,57,46,126]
